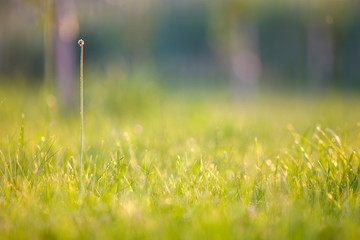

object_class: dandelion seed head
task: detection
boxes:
[78,39,84,46]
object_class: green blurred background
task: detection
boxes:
[0,0,360,107]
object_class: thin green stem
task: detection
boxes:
[79,39,84,192]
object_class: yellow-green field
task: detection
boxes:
[1,77,360,239]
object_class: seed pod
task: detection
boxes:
[78,39,84,46]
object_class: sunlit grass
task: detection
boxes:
[1,77,360,239]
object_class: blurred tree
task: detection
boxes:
[120,0,162,72]
[0,1,6,72]
[306,19,334,89]
[11,0,78,108]
[2,0,360,91]
[53,0,78,109]
[210,0,261,99]
[43,0,54,92]
[304,1,339,89]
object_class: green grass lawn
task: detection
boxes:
[1,77,360,239]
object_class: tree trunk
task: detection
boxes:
[53,0,78,109]
[307,22,334,89]
[43,0,54,92]
[230,18,261,100]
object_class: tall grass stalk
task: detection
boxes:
[78,39,84,191]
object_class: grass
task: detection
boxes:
[1,76,360,239]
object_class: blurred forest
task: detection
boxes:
[0,0,360,98]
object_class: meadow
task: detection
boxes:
[1,76,360,239]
